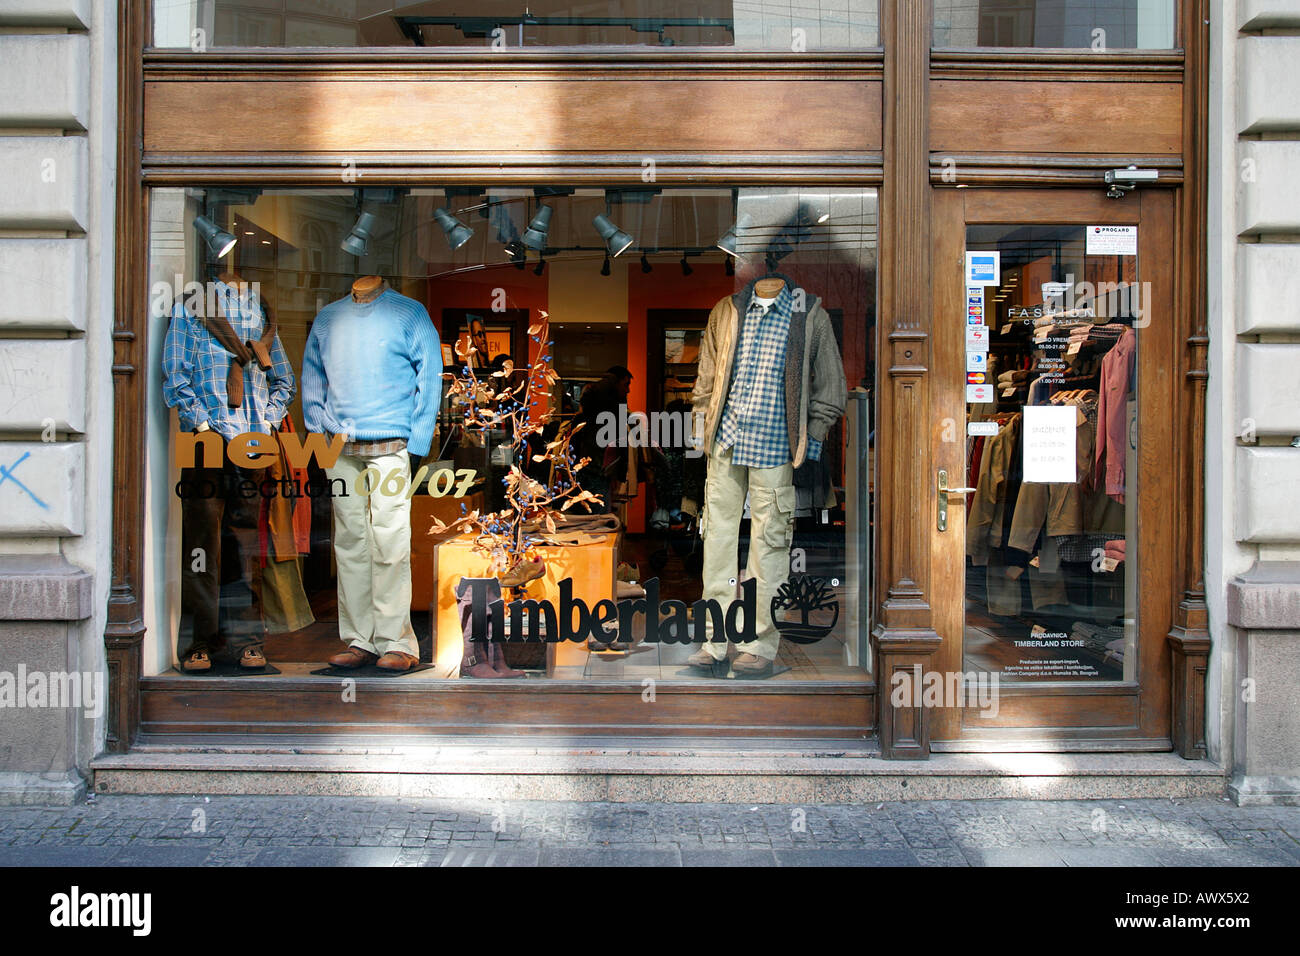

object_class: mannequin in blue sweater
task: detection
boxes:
[303,277,443,671]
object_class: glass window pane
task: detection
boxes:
[146,186,876,686]
[935,0,1176,49]
[962,224,1140,682]
[153,1,880,49]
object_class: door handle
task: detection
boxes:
[937,469,977,532]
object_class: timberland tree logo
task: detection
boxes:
[771,576,840,645]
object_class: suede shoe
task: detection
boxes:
[686,646,728,676]
[731,652,774,679]
[376,651,419,672]
[328,645,378,669]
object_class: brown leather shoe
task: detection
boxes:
[239,647,267,669]
[376,651,419,672]
[328,645,378,669]
[181,650,211,673]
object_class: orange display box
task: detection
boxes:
[431,532,619,677]
[410,492,484,610]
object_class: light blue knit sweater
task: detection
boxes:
[302,289,443,457]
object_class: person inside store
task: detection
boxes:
[162,268,295,673]
[575,365,633,511]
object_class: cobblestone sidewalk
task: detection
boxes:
[1,795,1297,866]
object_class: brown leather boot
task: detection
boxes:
[456,577,501,678]
[487,640,526,678]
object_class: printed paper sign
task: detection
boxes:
[967,372,987,385]
[1086,225,1137,256]
[1022,405,1077,483]
[965,325,989,351]
[967,384,994,404]
[966,351,988,373]
[968,421,1000,437]
[966,252,1001,286]
[967,287,985,325]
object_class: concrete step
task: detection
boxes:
[91,737,1226,803]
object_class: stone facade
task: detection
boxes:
[0,0,114,804]
[1208,0,1300,805]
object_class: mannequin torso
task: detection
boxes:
[351,275,386,303]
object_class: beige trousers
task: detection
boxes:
[326,449,418,658]
[698,445,796,662]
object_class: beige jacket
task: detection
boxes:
[691,277,848,470]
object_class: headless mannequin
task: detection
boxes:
[752,277,785,311]
[352,275,387,303]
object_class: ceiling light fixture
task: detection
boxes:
[522,204,553,251]
[593,214,634,257]
[433,207,474,251]
[194,215,237,259]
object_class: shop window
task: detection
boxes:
[934,0,1177,49]
[963,224,1140,682]
[146,186,877,684]
[152,1,880,50]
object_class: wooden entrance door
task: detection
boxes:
[928,187,1176,750]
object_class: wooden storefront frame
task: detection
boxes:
[107,0,1209,754]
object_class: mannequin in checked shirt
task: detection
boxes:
[690,278,799,680]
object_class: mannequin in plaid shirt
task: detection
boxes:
[689,275,847,679]
[162,277,295,672]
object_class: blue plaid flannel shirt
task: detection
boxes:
[715,285,821,468]
[162,281,295,441]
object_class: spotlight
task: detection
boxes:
[433,207,474,251]
[600,254,611,277]
[522,204,553,251]
[641,253,652,274]
[503,239,526,265]
[194,215,237,259]
[716,224,738,259]
[340,211,376,257]
[592,214,634,257]
[680,255,693,277]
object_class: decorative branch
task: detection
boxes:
[429,310,603,576]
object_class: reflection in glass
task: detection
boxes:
[963,225,1139,682]
[935,0,1176,49]
[146,186,877,685]
[153,1,880,49]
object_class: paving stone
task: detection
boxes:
[961,847,1067,867]
[249,846,401,867]
[538,847,681,867]
[774,848,920,867]
[438,847,540,866]
[680,849,778,867]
